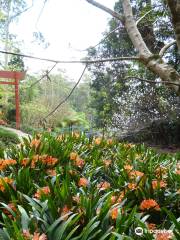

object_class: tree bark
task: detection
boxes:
[86,0,180,95]
[167,0,180,53]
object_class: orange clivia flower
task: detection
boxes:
[111,195,117,204]
[32,232,47,240]
[97,181,110,191]
[140,199,160,211]
[0,177,14,192]
[117,191,125,203]
[61,205,70,215]
[129,170,144,178]
[41,155,58,166]
[110,207,119,219]
[124,165,133,172]
[152,180,167,190]
[70,152,78,161]
[21,158,30,166]
[94,137,101,145]
[60,205,71,220]
[0,159,17,171]
[176,170,180,175]
[34,186,50,199]
[30,139,41,149]
[155,231,173,240]
[127,183,137,190]
[75,157,85,168]
[78,177,88,187]
[147,223,156,230]
[107,139,113,145]
[103,159,112,167]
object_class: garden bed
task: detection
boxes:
[0,133,179,239]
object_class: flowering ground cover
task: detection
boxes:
[0,133,179,239]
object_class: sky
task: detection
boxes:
[11,0,117,80]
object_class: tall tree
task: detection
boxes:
[86,0,180,95]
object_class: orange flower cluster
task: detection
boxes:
[152,180,167,189]
[34,186,50,199]
[127,183,137,190]
[155,231,173,240]
[111,191,125,205]
[0,177,14,192]
[110,207,119,219]
[40,155,58,166]
[124,165,133,172]
[3,203,17,219]
[0,159,17,171]
[97,181,110,191]
[61,205,71,218]
[22,230,47,240]
[70,152,85,168]
[110,207,124,219]
[30,139,41,149]
[140,199,160,211]
[21,155,58,168]
[78,177,88,187]
[147,223,156,230]
[129,170,144,178]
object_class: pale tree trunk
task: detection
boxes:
[86,0,180,95]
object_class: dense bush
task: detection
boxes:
[0,133,179,239]
[120,120,180,146]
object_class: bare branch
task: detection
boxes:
[42,64,88,120]
[86,0,124,22]
[25,62,58,89]
[159,40,176,57]
[0,50,139,64]
[124,76,180,87]
[136,9,153,26]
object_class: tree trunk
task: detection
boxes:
[167,0,180,53]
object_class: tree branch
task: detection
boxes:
[0,50,139,64]
[136,9,153,26]
[85,0,124,22]
[42,64,88,120]
[159,40,176,57]
[124,76,180,87]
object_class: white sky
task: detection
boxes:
[11,0,116,80]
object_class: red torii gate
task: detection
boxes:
[0,71,25,129]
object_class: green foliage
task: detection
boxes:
[0,127,20,147]
[0,133,179,239]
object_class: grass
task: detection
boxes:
[0,132,179,239]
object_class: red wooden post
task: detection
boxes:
[0,71,25,129]
[15,76,20,129]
